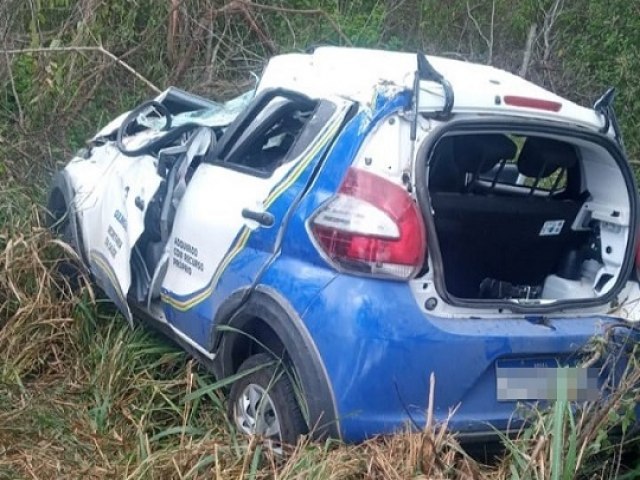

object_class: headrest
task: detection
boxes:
[452,134,517,174]
[517,137,578,178]
[429,136,464,192]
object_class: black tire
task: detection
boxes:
[55,213,86,291]
[227,353,308,445]
[46,183,85,290]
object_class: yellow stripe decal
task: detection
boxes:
[263,117,342,209]
[90,251,128,308]
[161,227,251,311]
[162,111,344,312]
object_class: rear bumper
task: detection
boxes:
[301,274,632,442]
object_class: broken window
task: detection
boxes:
[222,96,318,176]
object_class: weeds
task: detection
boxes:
[1,197,640,478]
[2,2,640,475]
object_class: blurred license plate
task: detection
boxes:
[496,358,599,401]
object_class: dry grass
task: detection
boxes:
[2,1,640,477]
[0,202,484,479]
[1,202,640,479]
[0,202,82,381]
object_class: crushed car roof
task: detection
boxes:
[257,47,607,131]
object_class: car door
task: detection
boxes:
[159,89,353,347]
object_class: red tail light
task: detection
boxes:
[503,95,562,112]
[309,167,426,279]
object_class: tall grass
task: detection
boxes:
[2,1,640,476]
[1,190,640,479]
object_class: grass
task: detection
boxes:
[3,0,640,476]
[0,197,482,478]
[1,167,640,479]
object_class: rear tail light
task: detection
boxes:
[503,95,562,112]
[309,167,426,279]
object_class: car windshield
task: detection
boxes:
[138,90,255,130]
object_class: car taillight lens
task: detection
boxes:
[503,95,563,112]
[309,167,426,279]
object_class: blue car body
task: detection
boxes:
[163,90,627,441]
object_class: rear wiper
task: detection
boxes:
[594,87,625,150]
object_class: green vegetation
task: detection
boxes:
[2,1,640,478]
[1,215,640,478]
[3,0,640,187]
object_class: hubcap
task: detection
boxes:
[235,383,282,440]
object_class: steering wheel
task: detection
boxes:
[116,100,172,157]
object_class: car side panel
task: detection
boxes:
[64,143,162,322]
[245,96,408,328]
[162,101,352,347]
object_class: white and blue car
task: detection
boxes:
[48,47,640,445]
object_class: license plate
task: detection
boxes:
[496,358,599,401]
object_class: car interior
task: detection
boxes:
[427,132,630,302]
[221,97,316,175]
[130,92,319,304]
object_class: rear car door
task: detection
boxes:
[159,89,352,347]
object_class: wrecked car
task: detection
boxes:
[48,47,640,444]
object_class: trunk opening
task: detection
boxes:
[418,121,637,311]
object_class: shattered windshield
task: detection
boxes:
[138,90,254,129]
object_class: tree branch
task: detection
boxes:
[241,1,353,46]
[541,0,565,63]
[466,0,495,64]
[0,45,162,93]
[4,50,24,127]
[519,23,538,78]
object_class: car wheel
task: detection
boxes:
[47,186,85,289]
[228,353,308,446]
[55,212,86,290]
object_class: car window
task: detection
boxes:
[476,135,570,196]
[221,96,319,177]
[520,167,567,192]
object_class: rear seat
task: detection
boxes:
[429,135,588,299]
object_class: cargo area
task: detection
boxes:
[425,131,634,304]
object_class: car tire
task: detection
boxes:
[55,211,86,291]
[227,353,308,446]
[46,183,85,290]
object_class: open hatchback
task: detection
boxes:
[420,122,637,312]
[413,66,638,315]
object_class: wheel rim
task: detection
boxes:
[235,383,282,440]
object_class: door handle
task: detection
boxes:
[241,208,275,227]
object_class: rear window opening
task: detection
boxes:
[424,131,633,306]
